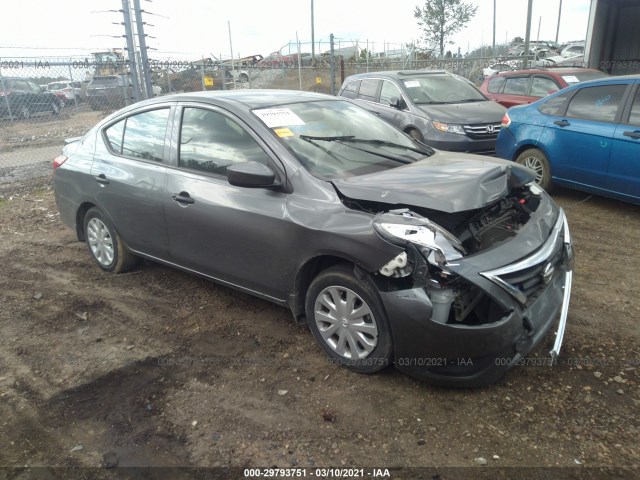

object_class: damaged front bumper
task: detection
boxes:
[378,205,573,387]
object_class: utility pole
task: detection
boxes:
[492,0,496,56]
[523,0,533,69]
[132,0,153,99]
[555,0,563,43]
[311,0,315,66]
[121,0,141,102]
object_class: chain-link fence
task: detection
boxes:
[0,52,585,172]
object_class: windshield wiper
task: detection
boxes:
[299,135,355,141]
[338,138,433,156]
[297,135,432,164]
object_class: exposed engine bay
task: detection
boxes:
[341,184,543,326]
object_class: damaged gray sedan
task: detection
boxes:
[52,90,573,386]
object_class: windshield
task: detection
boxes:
[401,75,486,104]
[252,100,433,179]
[89,76,118,87]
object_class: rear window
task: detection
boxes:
[47,82,67,90]
[90,77,118,87]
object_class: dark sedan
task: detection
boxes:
[52,90,573,386]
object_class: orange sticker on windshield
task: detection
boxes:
[274,128,294,137]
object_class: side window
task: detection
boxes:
[503,77,529,95]
[539,91,573,116]
[105,119,125,153]
[341,80,360,99]
[627,90,640,126]
[530,77,560,97]
[27,81,41,93]
[357,79,381,102]
[487,76,505,94]
[179,107,270,176]
[379,80,403,107]
[121,108,170,161]
[565,85,628,122]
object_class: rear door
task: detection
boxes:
[609,84,640,201]
[91,106,172,259]
[539,82,631,190]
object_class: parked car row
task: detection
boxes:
[0,77,63,119]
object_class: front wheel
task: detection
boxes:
[305,264,392,374]
[515,148,551,190]
[51,102,60,115]
[83,207,137,273]
[407,128,424,143]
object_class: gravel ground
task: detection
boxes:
[0,171,638,479]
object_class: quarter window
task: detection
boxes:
[179,107,270,176]
[565,85,627,122]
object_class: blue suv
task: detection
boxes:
[496,74,640,205]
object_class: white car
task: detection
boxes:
[46,80,82,104]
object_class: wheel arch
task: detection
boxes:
[289,254,370,323]
[75,202,97,241]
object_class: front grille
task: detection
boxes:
[463,123,502,139]
[480,211,569,305]
[497,236,564,304]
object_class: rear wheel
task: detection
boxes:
[83,207,137,273]
[305,264,392,374]
[516,148,551,190]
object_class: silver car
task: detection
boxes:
[53,90,573,386]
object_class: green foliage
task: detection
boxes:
[414,0,478,58]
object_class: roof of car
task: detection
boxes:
[345,70,451,80]
[116,89,337,114]
[488,67,602,77]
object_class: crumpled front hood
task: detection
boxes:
[331,152,535,213]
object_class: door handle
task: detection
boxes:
[171,192,195,205]
[623,130,640,139]
[95,174,109,185]
[554,120,570,127]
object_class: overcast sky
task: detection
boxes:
[1,0,591,60]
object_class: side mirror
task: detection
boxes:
[388,96,404,110]
[227,161,277,188]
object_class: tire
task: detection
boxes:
[59,99,66,109]
[407,128,424,142]
[83,207,137,273]
[305,264,392,374]
[51,102,60,116]
[515,148,552,191]
[239,73,249,83]
[20,105,30,119]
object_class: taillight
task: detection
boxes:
[53,155,68,170]
[501,113,511,128]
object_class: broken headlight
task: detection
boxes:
[374,210,465,269]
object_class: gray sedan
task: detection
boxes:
[53,90,573,386]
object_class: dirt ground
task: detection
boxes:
[0,172,638,478]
